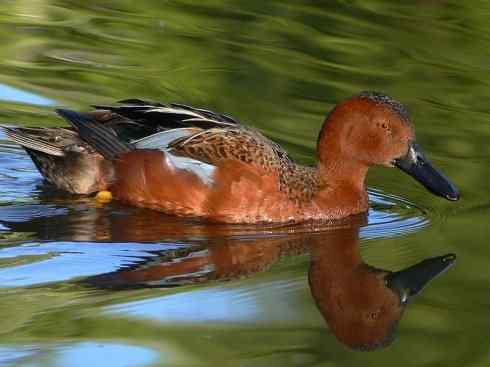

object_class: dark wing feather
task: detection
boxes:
[56,109,133,160]
[92,100,241,132]
[170,103,240,126]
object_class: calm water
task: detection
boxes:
[0,0,488,366]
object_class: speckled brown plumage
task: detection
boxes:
[169,126,321,205]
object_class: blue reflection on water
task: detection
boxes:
[0,242,186,287]
[0,345,37,366]
[0,342,160,367]
[0,84,55,105]
[107,279,306,325]
[57,342,159,367]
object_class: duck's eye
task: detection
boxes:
[366,309,381,320]
[377,122,392,135]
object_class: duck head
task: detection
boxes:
[317,91,459,201]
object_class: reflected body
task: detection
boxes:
[3,92,458,223]
[86,214,455,350]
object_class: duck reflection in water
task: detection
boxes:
[83,214,455,351]
[308,224,455,350]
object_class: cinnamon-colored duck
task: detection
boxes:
[2,91,459,223]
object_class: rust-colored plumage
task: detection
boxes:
[2,91,459,223]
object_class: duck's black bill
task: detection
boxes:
[385,253,456,304]
[394,142,460,201]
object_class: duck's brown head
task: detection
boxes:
[317,91,459,200]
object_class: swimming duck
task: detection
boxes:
[2,91,459,223]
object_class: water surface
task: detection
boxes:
[0,1,487,366]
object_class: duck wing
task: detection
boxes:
[132,125,297,189]
[93,99,240,131]
[55,109,134,160]
[56,100,295,175]
[166,127,295,172]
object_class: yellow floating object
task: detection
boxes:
[96,190,113,203]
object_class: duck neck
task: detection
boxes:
[318,158,368,190]
[316,115,369,194]
[312,151,370,215]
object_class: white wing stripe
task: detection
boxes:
[144,107,203,119]
[165,152,215,186]
[132,128,198,150]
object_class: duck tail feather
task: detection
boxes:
[1,126,65,156]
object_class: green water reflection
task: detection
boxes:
[0,0,488,365]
